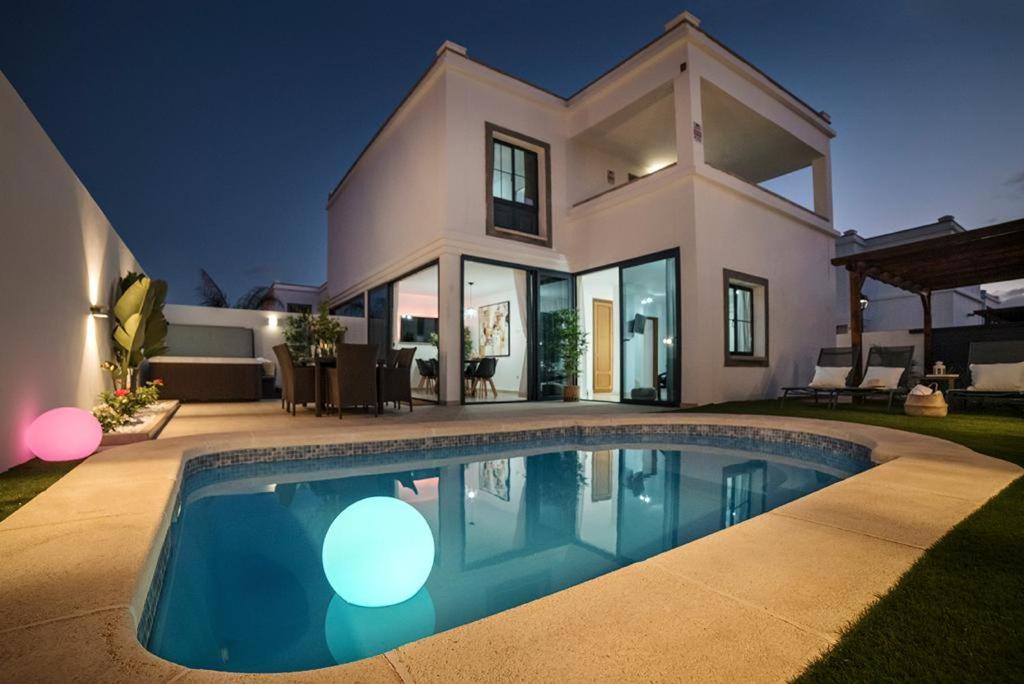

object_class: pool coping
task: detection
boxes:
[0,413,1020,682]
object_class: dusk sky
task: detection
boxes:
[2,1,1022,304]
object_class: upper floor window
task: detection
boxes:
[492,140,538,235]
[330,294,365,318]
[287,303,313,314]
[727,284,753,355]
[485,123,552,248]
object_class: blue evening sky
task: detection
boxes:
[2,1,1022,303]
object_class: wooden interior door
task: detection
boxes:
[593,299,613,393]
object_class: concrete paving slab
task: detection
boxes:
[648,513,922,638]
[0,512,167,632]
[772,473,985,549]
[0,607,185,683]
[392,563,831,683]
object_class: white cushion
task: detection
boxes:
[808,366,851,389]
[969,362,1024,392]
[858,366,904,389]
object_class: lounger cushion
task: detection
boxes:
[808,366,852,389]
[969,362,1024,392]
[858,366,904,389]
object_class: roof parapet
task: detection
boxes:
[436,40,467,57]
[664,10,701,32]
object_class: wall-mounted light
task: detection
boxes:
[267,315,278,328]
[89,305,109,319]
[859,297,870,311]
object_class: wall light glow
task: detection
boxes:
[322,497,435,607]
[26,407,102,461]
[644,159,674,175]
[267,315,278,328]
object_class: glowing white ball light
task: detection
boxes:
[26,407,103,462]
[322,497,434,607]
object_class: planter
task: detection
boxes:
[563,385,581,402]
[904,389,948,418]
[100,400,180,446]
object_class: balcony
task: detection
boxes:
[568,82,677,207]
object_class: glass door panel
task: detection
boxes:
[621,256,678,404]
[536,271,573,400]
[367,284,391,363]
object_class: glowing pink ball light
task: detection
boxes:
[26,408,102,462]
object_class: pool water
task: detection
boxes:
[148,435,869,672]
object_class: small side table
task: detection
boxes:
[923,374,960,392]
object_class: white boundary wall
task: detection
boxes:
[0,72,142,472]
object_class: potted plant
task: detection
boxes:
[284,303,347,362]
[101,272,168,390]
[552,308,588,402]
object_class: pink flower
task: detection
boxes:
[114,389,130,397]
[152,379,164,386]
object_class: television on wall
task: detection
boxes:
[399,316,438,343]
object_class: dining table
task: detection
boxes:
[311,355,390,416]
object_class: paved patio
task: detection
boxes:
[0,406,1019,682]
[159,399,670,439]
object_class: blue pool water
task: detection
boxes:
[147,432,870,672]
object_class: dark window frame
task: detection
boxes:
[286,303,313,314]
[485,122,553,248]
[723,269,769,367]
[330,293,365,318]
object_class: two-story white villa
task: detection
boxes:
[325,11,838,407]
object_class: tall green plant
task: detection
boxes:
[552,308,588,383]
[102,273,168,389]
[284,303,347,362]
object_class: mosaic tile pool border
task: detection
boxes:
[136,422,873,646]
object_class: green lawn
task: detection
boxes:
[686,400,1024,682]
[0,458,81,523]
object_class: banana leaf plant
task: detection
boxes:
[102,273,168,390]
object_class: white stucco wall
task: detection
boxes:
[326,72,448,299]
[0,72,143,473]
[686,176,837,404]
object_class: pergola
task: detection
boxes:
[832,217,1024,372]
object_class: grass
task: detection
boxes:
[0,458,81,523]
[686,400,1024,682]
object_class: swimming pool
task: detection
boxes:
[144,425,871,673]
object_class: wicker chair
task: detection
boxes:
[380,348,416,412]
[327,342,379,419]
[272,344,315,416]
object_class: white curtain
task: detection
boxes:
[515,270,529,398]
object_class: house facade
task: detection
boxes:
[325,11,838,406]
[834,216,999,334]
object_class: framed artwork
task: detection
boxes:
[478,301,511,357]
[479,459,511,501]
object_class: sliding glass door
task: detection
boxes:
[536,271,573,400]
[620,254,679,405]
